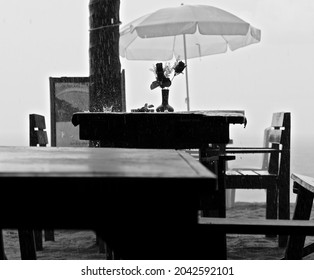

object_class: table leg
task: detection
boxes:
[18,229,37,260]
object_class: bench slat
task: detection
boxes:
[291,173,314,194]
[199,217,314,235]
[225,148,281,154]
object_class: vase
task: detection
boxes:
[156,89,174,112]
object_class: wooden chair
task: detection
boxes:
[199,173,314,259]
[221,112,291,247]
[30,114,49,147]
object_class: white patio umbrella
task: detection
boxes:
[119,4,261,111]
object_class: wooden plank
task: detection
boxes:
[226,170,276,177]
[291,173,314,193]
[225,170,241,176]
[236,170,259,176]
[225,175,277,189]
[254,170,271,176]
[226,148,280,153]
[0,147,215,179]
[199,217,314,235]
[186,110,247,126]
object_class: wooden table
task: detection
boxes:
[71,110,247,149]
[0,146,218,259]
[72,110,246,215]
[71,110,246,259]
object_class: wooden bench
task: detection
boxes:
[198,173,314,259]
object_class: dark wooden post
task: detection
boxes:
[278,112,291,247]
[89,0,121,258]
[18,229,37,260]
[89,0,122,113]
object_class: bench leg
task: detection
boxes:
[266,186,278,220]
[265,186,278,239]
[278,169,290,248]
[284,185,314,259]
[34,230,43,251]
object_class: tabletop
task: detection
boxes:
[0,146,213,178]
[0,146,218,259]
[71,110,246,148]
[72,110,247,125]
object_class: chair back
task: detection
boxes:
[29,114,48,147]
[261,127,271,169]
[264,112,291,175]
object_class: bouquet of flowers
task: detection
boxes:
[150,59,186,90]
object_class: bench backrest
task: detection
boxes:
[29,114,48,147]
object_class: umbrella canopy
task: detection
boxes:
[120,4,261,110]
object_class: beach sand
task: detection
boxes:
[2,202,314,260]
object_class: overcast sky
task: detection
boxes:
[1,0,314,148]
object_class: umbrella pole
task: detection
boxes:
[183,34,190,111]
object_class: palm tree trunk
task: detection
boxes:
[89,0,122,112]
